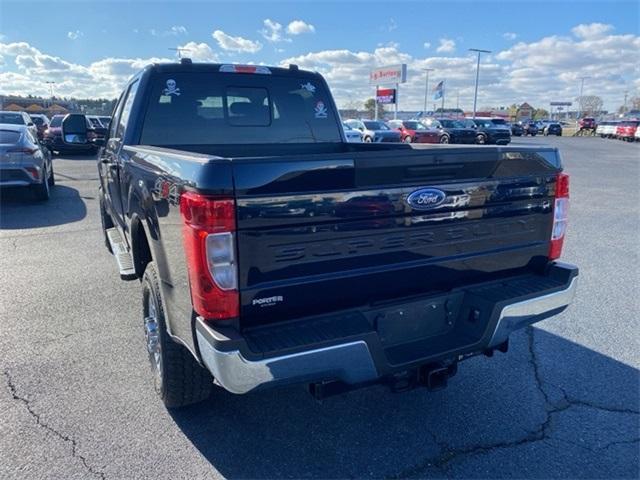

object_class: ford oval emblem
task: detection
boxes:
[406,188,446,210]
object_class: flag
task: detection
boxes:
[433,81,444,100]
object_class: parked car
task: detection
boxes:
[603,121,619,138]
[509,122,524,136]
[434,118,476,144]
[470,117,511,145]
[635,125,640,142]
[387,119,441,143]
[344,119,401,143]
[543,122,563,136]
[0,124,54,200]
[29,114,50,140]
[578,117,596,130]
[343,122,362,143]
[522,122,539,136]
[0,111,38,139]
[615,120,640,141]
[96,61,578,408]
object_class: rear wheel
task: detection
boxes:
[142,262,212,408]
[31,167,50,201]
[475,134,486,144]
[439,135,449,144]
[47,162,55,186]
[364,136,373,143]
[403,136,412,143]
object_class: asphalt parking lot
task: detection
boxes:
[0,136,638,479]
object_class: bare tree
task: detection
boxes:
[577,95,603,116]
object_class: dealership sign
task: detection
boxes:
[376,88,396,104]
[369,64,407,85]
[550,102,572,106]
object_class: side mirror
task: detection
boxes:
[61,113,89,145]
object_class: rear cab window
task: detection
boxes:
[140,71,342,145]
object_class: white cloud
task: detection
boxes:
[169,25,188,36]
[286,20,315,35]
[261,19,291,43]
[151,25,188,37]
[423,42,431,49]
[503,32,517,41]
[0,41,172,98]
[67,30,83,40]
[176,41,218,62]
[212,30,262,53]
[0,23,638,113]
[436,38,456,53]
[572,23,613,39]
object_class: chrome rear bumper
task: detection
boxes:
[196,263,578,394]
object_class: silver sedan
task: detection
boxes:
[0,124,54,201]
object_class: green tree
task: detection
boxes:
[533,108,549,120]
[364,98,385,119]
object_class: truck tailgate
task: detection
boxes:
[232,146,561,328]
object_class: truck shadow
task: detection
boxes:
[0,184,87,229]
[169,329,639,479]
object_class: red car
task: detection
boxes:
[388,119,441,143]
[615,120,639,141]
[578,117,596,130]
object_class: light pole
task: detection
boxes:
[45,81,56,108]
[578,76,589,118]
[469,48,491,119]
[422,68,434,114]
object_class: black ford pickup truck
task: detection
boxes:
[89,60,578,408]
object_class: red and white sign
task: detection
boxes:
[376,88,396,104]
[369,64,407,85]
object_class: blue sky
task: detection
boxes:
[1,1,639,110]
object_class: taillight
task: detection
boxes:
[549,173,569,260]
[179,191,239,320]
[24,166,40,180]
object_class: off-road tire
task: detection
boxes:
[142,262,212,408]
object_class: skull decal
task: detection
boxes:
[163,79,180,96]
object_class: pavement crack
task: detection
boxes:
[4,369,106,479]
[387,327,636,478]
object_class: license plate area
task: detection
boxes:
[371,293,464,347]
